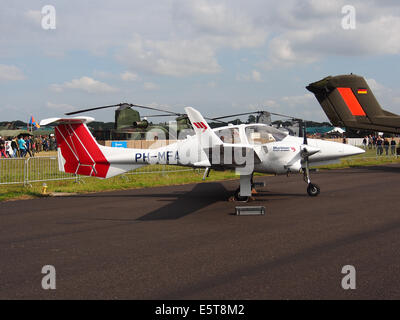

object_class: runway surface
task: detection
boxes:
[1,164,400,299]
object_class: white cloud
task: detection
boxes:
[24,10,41,26]
[116,1,268,76]
[93,70,113,78]
[120,71,140,81]
[236,70,263,82]
[117,35,222,76]
[0,64,26,81]
[143,82,159,90]
[260,0,400,68]
[207,81,217,88]
[173,0,268,49]
[365,78,400,112]
[46,102,75,111]
[281,93,314,107]
[246,93,324,120]
[50,76,119,94]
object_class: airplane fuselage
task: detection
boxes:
[100,123,364,176]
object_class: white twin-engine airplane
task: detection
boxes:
[41,107,364,201]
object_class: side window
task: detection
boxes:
[216,128,241,144]
[245,126,281,145]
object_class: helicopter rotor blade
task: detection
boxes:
[65,103,127,116]
[211,111,262,120]
[211,110,302,121]
[129,104,182,116]
[142,114,178,118]
[65,102,184,117]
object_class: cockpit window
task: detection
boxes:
[215,128,242,144]
[245,125,287,145]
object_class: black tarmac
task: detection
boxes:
[1,164,400,299]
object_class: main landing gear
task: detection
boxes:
[231,173,258,202]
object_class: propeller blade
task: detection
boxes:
[303,121,308,145]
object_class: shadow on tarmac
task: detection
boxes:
[136,182,230,221]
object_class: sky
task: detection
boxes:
[1,0,400,123]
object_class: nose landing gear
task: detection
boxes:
[303,164,320,197]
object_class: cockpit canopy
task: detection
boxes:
[214,124,287,145]
[245,125,287,144]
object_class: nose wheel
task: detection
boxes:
[307,183,320,196]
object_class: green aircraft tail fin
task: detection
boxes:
[307,74,400,133]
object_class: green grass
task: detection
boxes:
[317,147,400,169]
[0,169,241,202]
[1,146,400,202]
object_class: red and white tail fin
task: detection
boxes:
[184,107,222,148]
[40,117,143,178]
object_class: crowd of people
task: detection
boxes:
[362,135,398,156]
[0,135,57,158]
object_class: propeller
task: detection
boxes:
[303,120,308,145]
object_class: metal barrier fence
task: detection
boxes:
[25,157,78,184]
[0,157,26,185]
[0,156,196,186]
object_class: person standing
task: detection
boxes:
[25,136,33,157]
[0,136,7,158]
[368,135,373,149]
[42,136,49,152]
[35,136,42,153]
[49,135,56,151]
[18,136,26,157]
[5,138,14,157]
[376,137,383,156]
[29,136,35,157]
[391,137,397,156]
[384,138,390,155]
[362,136,367,149]
[11,137,19,157]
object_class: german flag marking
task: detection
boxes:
[357,89,368,94]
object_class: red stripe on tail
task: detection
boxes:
[337,87,366,116]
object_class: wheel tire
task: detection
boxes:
[307,183,320,197]
[234,188,250,202]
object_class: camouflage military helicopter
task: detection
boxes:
[65,103,280,141]
[65,103,191,141]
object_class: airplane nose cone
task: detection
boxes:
[343,144,365,156]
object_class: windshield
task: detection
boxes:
[245,125,287,145]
